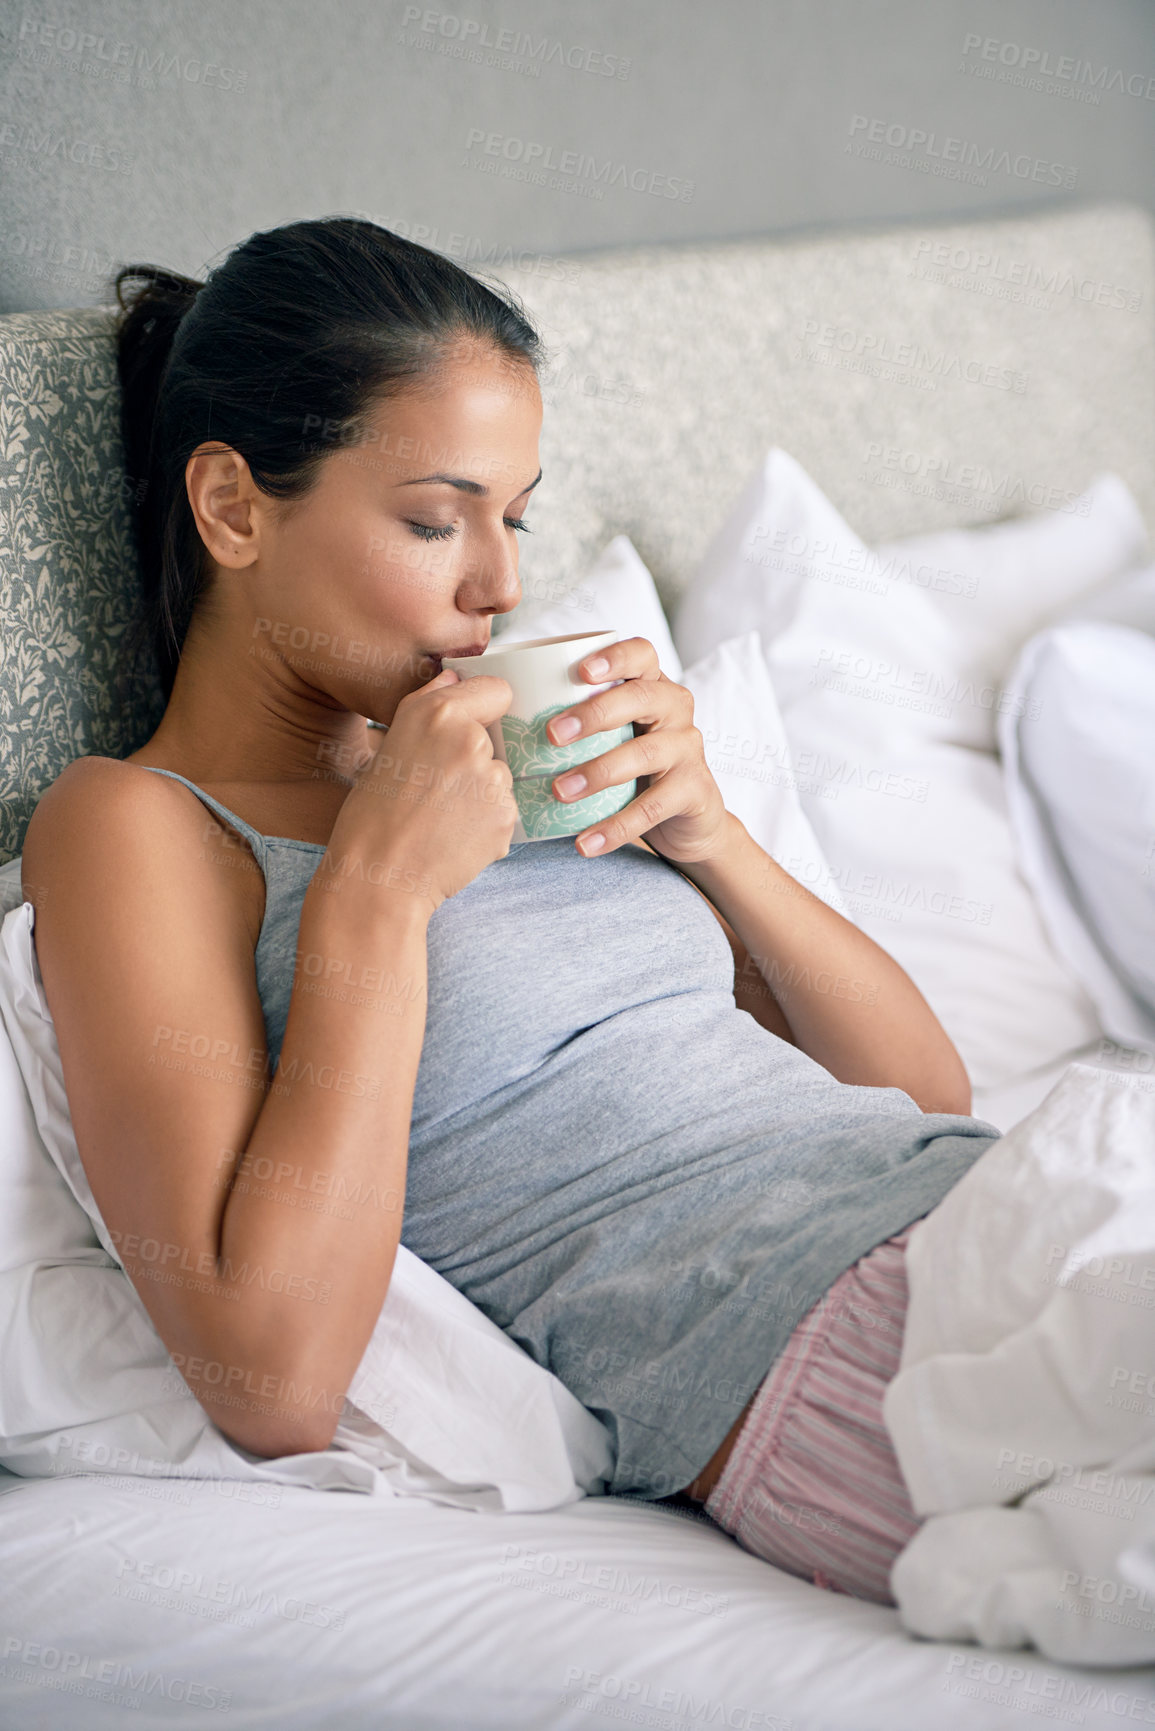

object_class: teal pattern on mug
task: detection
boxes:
[514,770,637,840]
[502,703,634,779]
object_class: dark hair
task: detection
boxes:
[112,217,544,699]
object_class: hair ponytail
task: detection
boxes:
[113,266,205,697]
[115,266,204,492]
[108,220,543,701]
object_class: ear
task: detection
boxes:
[185,443,263,570]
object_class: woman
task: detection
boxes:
[22,216,1000,1608]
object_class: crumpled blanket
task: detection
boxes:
[884,1061,1155,1666]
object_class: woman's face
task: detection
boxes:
[193,339,544,728]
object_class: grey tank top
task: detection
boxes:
[145,766,999,1498]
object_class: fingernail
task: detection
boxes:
[583,656,609,678]
[555,771,587,799]
[551,715,581,742]
[581,832,606,854]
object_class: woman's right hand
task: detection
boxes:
[329,668,518,915]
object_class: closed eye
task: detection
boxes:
[407,518,533,542]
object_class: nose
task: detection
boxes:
[463,526,522,619]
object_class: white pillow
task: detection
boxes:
[679,631,845,914]
[0,980,99,1276]
[496,533,684,682]
[866,473,1147,751]
[1061,559,1155,634]
[0,895,612,1507]
[675,448,1147,754]
[673,449,1109,1092]
[0,864,97,1277]
[999,623,1155,1056]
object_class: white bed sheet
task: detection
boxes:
[2,1466,1154,1730]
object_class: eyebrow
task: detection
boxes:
[398,468,543,498]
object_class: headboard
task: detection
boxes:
[1,200,1152,864]
[501,200,1155,618]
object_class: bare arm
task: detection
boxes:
[23,759,431,1457]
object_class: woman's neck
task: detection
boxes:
[129,613,381,789]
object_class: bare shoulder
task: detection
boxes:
[23,755,263,945]
[28,753,229,846]
[26,754,201,866]
[23,755,186,911]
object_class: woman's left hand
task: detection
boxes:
[545,636,731,864]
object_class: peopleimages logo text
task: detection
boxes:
[0,120,133,173]
[17,16,246,89]
[962,34,1155,101]
[401,7,631,77]
[464,130,695,200]
[848,115,1077,187]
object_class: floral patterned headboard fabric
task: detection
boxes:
[0,307,165,867]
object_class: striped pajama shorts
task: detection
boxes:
[704,1223,922,1605]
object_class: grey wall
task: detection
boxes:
[1,0,1153,310]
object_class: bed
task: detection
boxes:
[2,199,1154,1729]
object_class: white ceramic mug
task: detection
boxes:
[442,630,637,842]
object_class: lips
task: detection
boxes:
[426,642,489,671]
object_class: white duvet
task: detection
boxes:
[885,1061,1155,1665]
